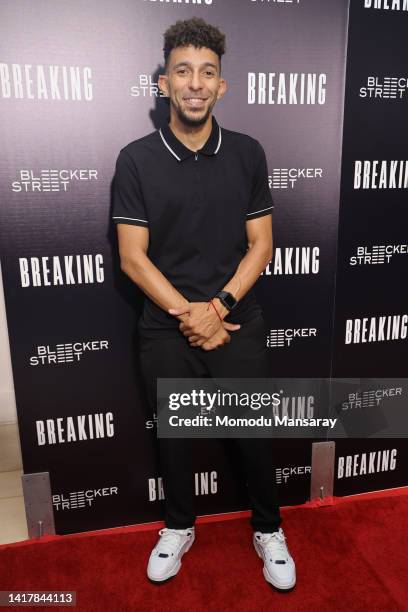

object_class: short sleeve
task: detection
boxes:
[112,149,149,227]
[246,140,274,220]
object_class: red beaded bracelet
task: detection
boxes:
[207,299,223,323]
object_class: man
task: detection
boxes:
[112,17,296,591]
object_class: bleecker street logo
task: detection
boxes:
[276,465,311,484]
[145,412,158,429]
[359,76,408,100]
[130,75,167,98]
[53,486,118,511]
[11,169,98,192]
[29,340,109,366]
[341,385,403,411]
[269,168,323,189]
[349,245,408,266]
[267,327,317,348]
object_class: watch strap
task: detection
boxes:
[215,290,237,311]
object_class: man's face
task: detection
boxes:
[159,45,227,127]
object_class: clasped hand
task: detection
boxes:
[168,301,240,351]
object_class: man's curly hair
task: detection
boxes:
[163,17,226,72]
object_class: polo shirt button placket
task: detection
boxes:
[193,152,201,207]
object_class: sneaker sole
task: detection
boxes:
[147,533,195,583]
[253,538,296,591]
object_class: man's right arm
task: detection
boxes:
[117,223,191,321]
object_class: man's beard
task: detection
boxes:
[172,97,215,127]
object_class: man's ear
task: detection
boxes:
[216,78,227,101]
[158,74,169,97]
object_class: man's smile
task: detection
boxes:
[183,97,209,108]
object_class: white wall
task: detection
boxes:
[0,260,18,425]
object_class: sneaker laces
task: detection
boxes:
[155,528,193,558]
[257,529,289,563]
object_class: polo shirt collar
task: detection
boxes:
[159,115,222,162]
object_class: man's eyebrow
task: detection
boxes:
[172,61,219,71]
[202,62,218,70]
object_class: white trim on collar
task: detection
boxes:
[159,124,222,161]
[214,125,222,154]
[159,128,181,162]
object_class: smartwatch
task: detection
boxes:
[215,291,238,311]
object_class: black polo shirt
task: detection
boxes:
[112,114,274,338]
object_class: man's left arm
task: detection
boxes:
[219,137,274,309]
[216,213,272,312]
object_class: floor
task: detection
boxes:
[0,423,28,545]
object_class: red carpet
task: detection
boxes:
[1,488,407,611]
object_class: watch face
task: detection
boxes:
[223,293,236,309]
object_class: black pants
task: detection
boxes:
[139,315,282,533]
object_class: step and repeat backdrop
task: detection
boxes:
[332,0,408,495]
[0,0,406,535]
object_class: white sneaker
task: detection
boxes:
[253,527,296,590]
[147,527,195,582]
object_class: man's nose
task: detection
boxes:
[188,71,203,90]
